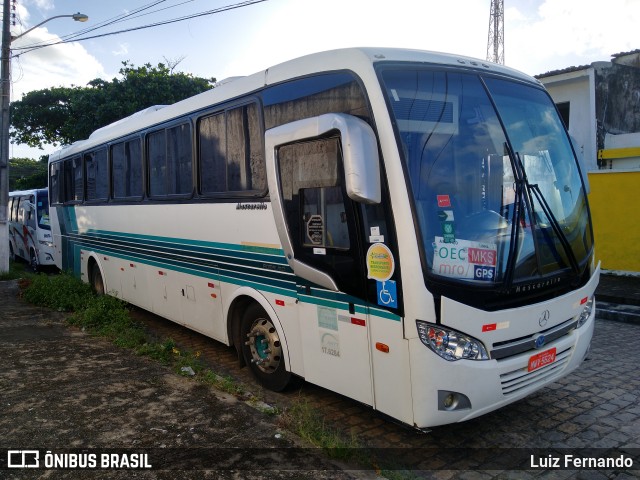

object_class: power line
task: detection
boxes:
[10,0,170,50]
[12,0,268,58]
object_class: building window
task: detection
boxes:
[556,102,570,129]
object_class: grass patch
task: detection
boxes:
[279,398,359,459]
[17,269,410,474]
[21,271,94,312]
[0,260,29,281]
[17,270,246,395]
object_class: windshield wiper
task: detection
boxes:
[510,147,580,275]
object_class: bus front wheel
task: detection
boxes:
[30,249,39,273]
[240,304,292,392]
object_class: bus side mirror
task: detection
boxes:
[266,113,381,204]
[317,114,381,204]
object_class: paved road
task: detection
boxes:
[1,278,639,478]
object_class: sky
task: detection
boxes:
[8,0,640,159]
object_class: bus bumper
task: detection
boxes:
[408,302,595,429]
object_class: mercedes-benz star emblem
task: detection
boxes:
[538,309,550,327]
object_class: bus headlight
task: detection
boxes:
[416,320,489,361]
[576,297,595,329]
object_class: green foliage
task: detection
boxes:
[137,338,179,365]
[279,398,360,458]
[8,157,48,190]
[10,61,215,148]
[0,261,28,281]
[201,370,245,396]
[21,271,94,312]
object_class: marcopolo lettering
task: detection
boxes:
[236,202,267,211]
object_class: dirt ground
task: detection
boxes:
[0,280,373,479]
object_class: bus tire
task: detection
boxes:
[30,249,39,273]
[90,264,105,296]
[240,303,292,392]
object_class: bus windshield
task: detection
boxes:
[379,68,593,289]
[36,192,51,230]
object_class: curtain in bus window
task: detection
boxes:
[227,107,245,191]
[199,104,264,194]
[167,124,192,195]
[112,139,142,199]
[50,162,62,204]
[85,149,108,201]
[72,157,83,202]
[148,131,167,196]
[245,103,265,191]
[63,160,72,203]
[199,113,227,193]
[112,143,126,198]
[262,73,371,130]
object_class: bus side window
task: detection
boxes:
[301,187,350,249]
[277,136,363,296]
[26,196,36,229]
[8,197,14,222]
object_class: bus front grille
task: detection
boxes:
[490,318,577,361]
[500,346,573,395]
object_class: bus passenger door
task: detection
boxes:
[266,119,377,406]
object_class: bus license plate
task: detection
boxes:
[528,347,556,372]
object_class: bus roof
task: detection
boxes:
[9,188,48,197]
[48,47,539,162]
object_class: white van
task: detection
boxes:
[8,188,55,271]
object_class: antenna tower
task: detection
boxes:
[486,0,504,64]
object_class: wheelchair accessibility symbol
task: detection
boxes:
[377,280,397,308]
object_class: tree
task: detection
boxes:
[10,62,215,149]
[9,157,48,190]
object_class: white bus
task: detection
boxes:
[8,188,55,271]
[48,48,599,428]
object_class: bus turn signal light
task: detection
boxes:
[376,342,389,353]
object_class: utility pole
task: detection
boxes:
[0,6,88,273]
[486,0,505,65]
[0,0,11,273]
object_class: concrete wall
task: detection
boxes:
[594,62,640,148]
[588,170,640,272]
[540,70,598,172]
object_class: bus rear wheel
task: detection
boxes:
[240,304,292,392]
[90,265,105,295]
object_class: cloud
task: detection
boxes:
[11,28,106,99]
[507,0,640,74]
[22,0,55,11]
[112,43,130,56]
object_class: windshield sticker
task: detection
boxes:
[306,215,324,245]
[377,280,398,308]
[441,221,456,243]
[437,195,451,208]
[366,243,395,282]
[369,226,384,243]
[437,210,455,222]
[432,237,497,281]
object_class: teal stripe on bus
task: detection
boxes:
[58,210,401,323]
